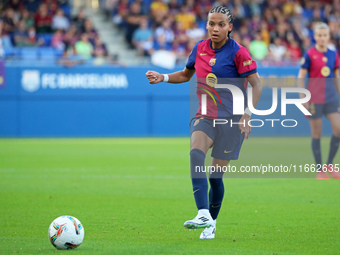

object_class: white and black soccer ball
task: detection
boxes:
[48,215,85,250]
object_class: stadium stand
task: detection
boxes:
[0,0,339,66]
[103,0,338,66]
[0,0,111,65]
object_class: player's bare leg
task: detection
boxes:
[200,157,229,239]
[309,118,328,179]
[191,130,214,154]
[325,112,340,179]
[184,131,214,229]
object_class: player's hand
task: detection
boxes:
[239,114,251,140]
[146,70,163,84]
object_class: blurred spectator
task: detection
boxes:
[168,0,180,16]
[8,0,24,13]
[125,1,145,47]
[14,20,34,47]
[35,4,52,33]
[249,15,261,33]
[27,26,37,45]
[51,29,64,50]
[195,0,212,17]
[175,5,196,31]
[72,8,86,32]
[52,8,69,31]
[83,19,98,45]
[21,9,34,30]
[75,33,93,60]
[153,33,171,51]
[100,0,117,21]
[287,39,302,60]
[186,22,205,41]
[63,24,78,50]
[112,0,129,27]
[43,0,59,15]
[249,32,268,61]
[0,20,13,57]
[93,36,108,57]
[150,0,169,22]
[3,8,17,35]
[239,24,252,43]
[260,21,270,46]
[132,18,153,56]
[268,37,287,61]
[173,21,189,49]
[155,19,174,45]
[301,36,311,55]
[93,35,109,65]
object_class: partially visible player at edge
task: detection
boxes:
[146,7,262,239]
[298,22,340,180]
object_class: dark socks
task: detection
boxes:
[312,138,322,169]
[208,171,225,220]
[327,135,340,165]
[190,149,208,210]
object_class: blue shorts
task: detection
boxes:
[309,101,340,119]
[191,116,245,160]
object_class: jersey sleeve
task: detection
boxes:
[234,47,257,78]
[335,52,339,70]
[185,41,199,70]
[301,52,311,70]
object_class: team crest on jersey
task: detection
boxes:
[321,66,330,77]
[206,73,217,87]
[209,58,216,66]
[322,56,328,63]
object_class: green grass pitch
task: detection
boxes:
[0,137,339,255]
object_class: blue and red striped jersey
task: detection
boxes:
[301,47,339,104]
[186,38,257,118]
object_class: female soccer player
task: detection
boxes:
[298,23,340,180]
[146,6,262,239]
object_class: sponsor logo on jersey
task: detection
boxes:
[243,60,252,67]
[321,66,330,77]
[206,73,217,87]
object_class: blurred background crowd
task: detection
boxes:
[0,0,109,65]
[106,0,339,65]
[0,0,339,66]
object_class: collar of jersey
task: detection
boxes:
[209,37,232,52]
[313,46,329,55]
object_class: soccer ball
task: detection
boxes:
[48,215,85,250]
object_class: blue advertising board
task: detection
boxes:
[0,64,333,137]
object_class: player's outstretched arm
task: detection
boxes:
[239,72,263,140]
[146,68,195,84]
